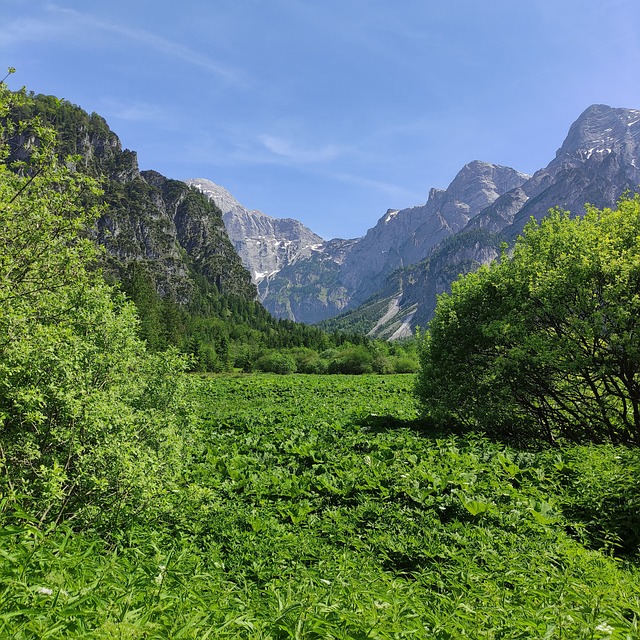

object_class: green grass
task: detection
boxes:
[2,374,640,638]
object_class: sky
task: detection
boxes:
[2,0,640,239]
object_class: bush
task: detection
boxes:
[558,446,640,556]
[255,351,297,374]
[328,346,374,374]
[372,355,394,374]
[0,84,191,529]
[416,195,640,445]
[290,348,329,374]
[392,356,419,374]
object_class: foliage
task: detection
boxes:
[249,341,419,376]
[2,71,639,637]
[3,374,639,637]
[416,195,640,445]
[327,344,374,374]
[254,351,297,375]
[555,445,640,556]
[0,77,190,528]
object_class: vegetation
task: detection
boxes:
[0,72,192,530]
[416,196,640,445]
[2,374,640,637]
[2,71,640,637]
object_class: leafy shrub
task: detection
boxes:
[255,351,297,374]
[558,446,640,556]
[0,83,190,529]
[391,356,419,374]
[416,195,640,445]
[372,355,394,374]
[290,348,328,374]
[328,345,374,374]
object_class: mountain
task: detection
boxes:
[338,161,530,304]
[6,93,257,305]
[324,104,640,338]
[5,90,365,369]
[253,161,529,324]
[186,178,324,284]
[16,94,638,343]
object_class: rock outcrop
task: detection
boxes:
[186,178,324,284]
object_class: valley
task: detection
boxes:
[2,74,640,639]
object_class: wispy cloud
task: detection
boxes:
[331,172,422,201]
[258,135,348,164]
[0,14,71,46]
[2,3,246,86]
[99,98,168,123]
[179,128,419,201]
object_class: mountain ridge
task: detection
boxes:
[325,103,640,337]
[189,160,530,325]
[186,103,640,337]
[5,92,257,306]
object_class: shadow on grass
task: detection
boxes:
[356,413,463,439]
[356,412,554,453]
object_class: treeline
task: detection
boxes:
[121,261,418,373]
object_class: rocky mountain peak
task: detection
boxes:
[443,160,531,221]
[553,104,640,166]
[186,178,245,215]
[186,178,323,284]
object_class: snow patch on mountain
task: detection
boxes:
[185,178,323,285]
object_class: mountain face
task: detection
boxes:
[14,96,638,340]
[253,161,529,324]
[339,161,530,304]
[326,104,640,338]
[186,178,324,284]
[465,104,640,237]
[7,94,256,304]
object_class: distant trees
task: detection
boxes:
[416,195,640,445]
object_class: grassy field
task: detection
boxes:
[2,374,639,638]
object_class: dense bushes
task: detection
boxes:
[247,342,419,375]
[0,80,190,529]
[557,445,640,555]
[416,195,640,445]
[254,351,297,374]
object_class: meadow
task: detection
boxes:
[2,373,639,638]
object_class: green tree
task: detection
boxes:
[255,350,297,374]
[123,262,166,350]
[328,345,374,374]
[416,195,640,445]
[0,76,190,528]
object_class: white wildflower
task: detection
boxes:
[595,621,614,635]
[154,564,167,585]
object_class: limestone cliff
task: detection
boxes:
[185,178,323,284]
[326,104,640,338]
[7,93,256,304]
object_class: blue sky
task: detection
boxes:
[3,1,640,239]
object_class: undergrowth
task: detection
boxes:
[2,374,639,638]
